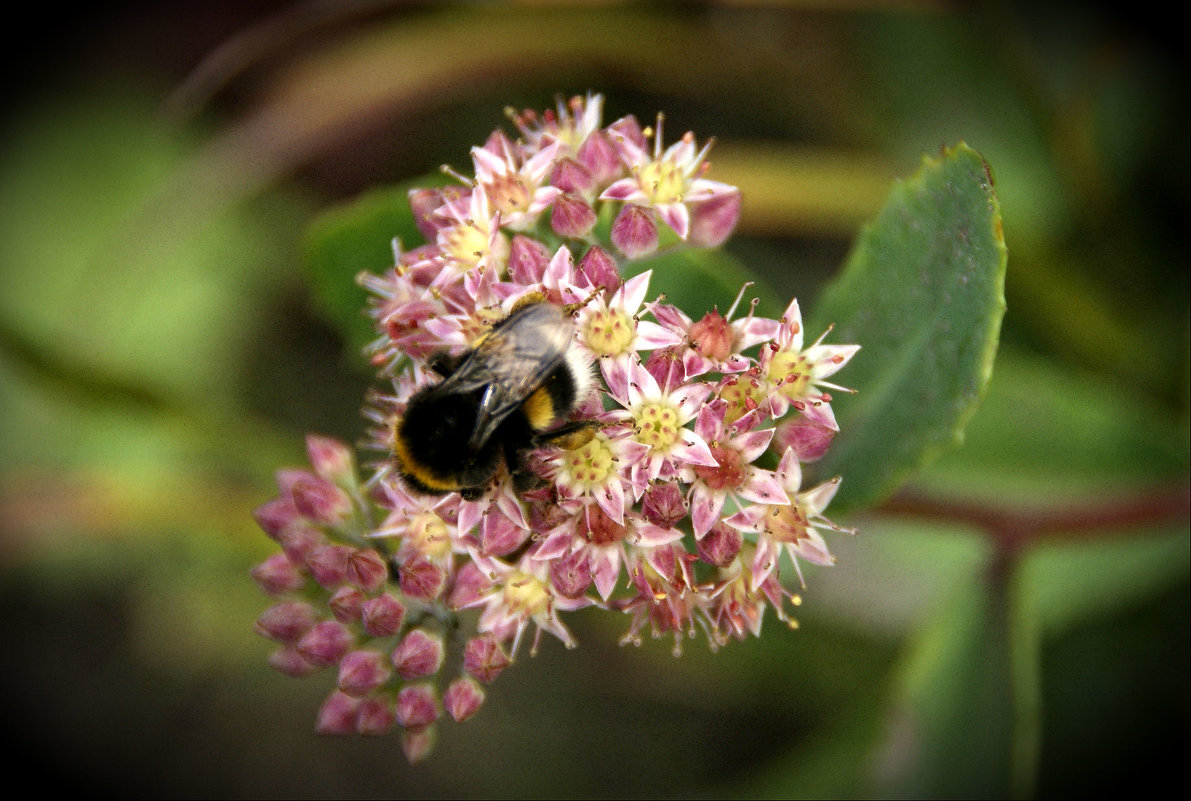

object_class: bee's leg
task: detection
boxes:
[426,350,463,378]
[534,421,599,451]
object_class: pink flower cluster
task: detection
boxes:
[251,94,858,761]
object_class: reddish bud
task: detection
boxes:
[252,498,300,539]
[267,645,317,678]
[688,190,741,248]
[689,309,734,363]
[508,234,550,284]
[401,727,436,764]
[550,157,594,194]
[250,552,305,596]
[315,691,359,735]
[463,633,512,684]
[305,544,353,588]
[305,434,354,484]
[356,697,397,736]
[338,650,391,697]
[551,193,597,238]
[290,476,352,525]
[478,512,531,558]
[254,601,318,644]
[328,586,365,623]
[773,417,837,463]
[697,522,742,567]
[641,482,688,528]
[391,629,445,680]
[361,593,406,637]
[399,555,447,601]
[297,620,353,667]
[577,245,621,295]
[550,549,592,598]
[443,677,486,723]
[347,548,389,592]
[577,128,623,187]
[396,683,440,731]
[447,561,491,609]
[611,205,658,259]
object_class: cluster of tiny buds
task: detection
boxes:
[251,94,859,762]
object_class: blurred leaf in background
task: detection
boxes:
[1,1,1185,797]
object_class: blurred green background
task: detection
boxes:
[1,1,1186,797]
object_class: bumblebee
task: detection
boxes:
[390,298,595,500]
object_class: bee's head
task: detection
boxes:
[395,388,501,494]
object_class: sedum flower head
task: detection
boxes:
[250,93,858,763]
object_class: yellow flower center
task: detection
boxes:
[719,373,767,425]
[634,402,681,452]
[762,501,809,545]
[485,175,532,218]
[559,436,616,490]
[583,308,635,356]
[767,350,814,402]
[408,512,453,561]
[502,570,551,618]
[637,159,687,205]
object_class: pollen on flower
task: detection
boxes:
[583,307,635,356]
[634,401,682,451]
[767,350,814,402]
[557,435,616,489]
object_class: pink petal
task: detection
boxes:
[738,468,788,506]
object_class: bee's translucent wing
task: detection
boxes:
[433,303,573,451]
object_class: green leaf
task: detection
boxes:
[808,142,1007,511]
[300,177,442,356]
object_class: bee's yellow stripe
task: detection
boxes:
[523,387,556,431]
[392,429,461,492]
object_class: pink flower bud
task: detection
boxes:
[577,245,621,295]
[401,727,436,764]
[611,205,658,259]
[399,554,446,601]
[478,511,530,557]
[254,601,318,644]
[250,552,305,596]
[551,193,597,238]
[641,481,688,528]
[347,548,389,592]
[550,157,594,194]
[508,234,550,284]
[689,309,734,363]
[463,633,512,684]
[443,677,486,723]
[356,696,397,736]
[697,522,742,567]
[338,650,391,697]
[275,521,325,565]
[391,629,445,680]
[688,190,741,248]
[773,417,837,463]
[362,593,406,637]
[396,683,440,731]
[305,434,354,484]
[267,645,317,677]
[643,346,686,393]
[328,586,365,623]
[297,620,353,667]
[550,549,592,598]
[290,476,352,525]
[306,544,353,588]
[577,128,623,187]
[447,561,491,609]
[315,691,359,735]
[252,498,300,539]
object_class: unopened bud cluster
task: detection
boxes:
[252,94,858,762]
